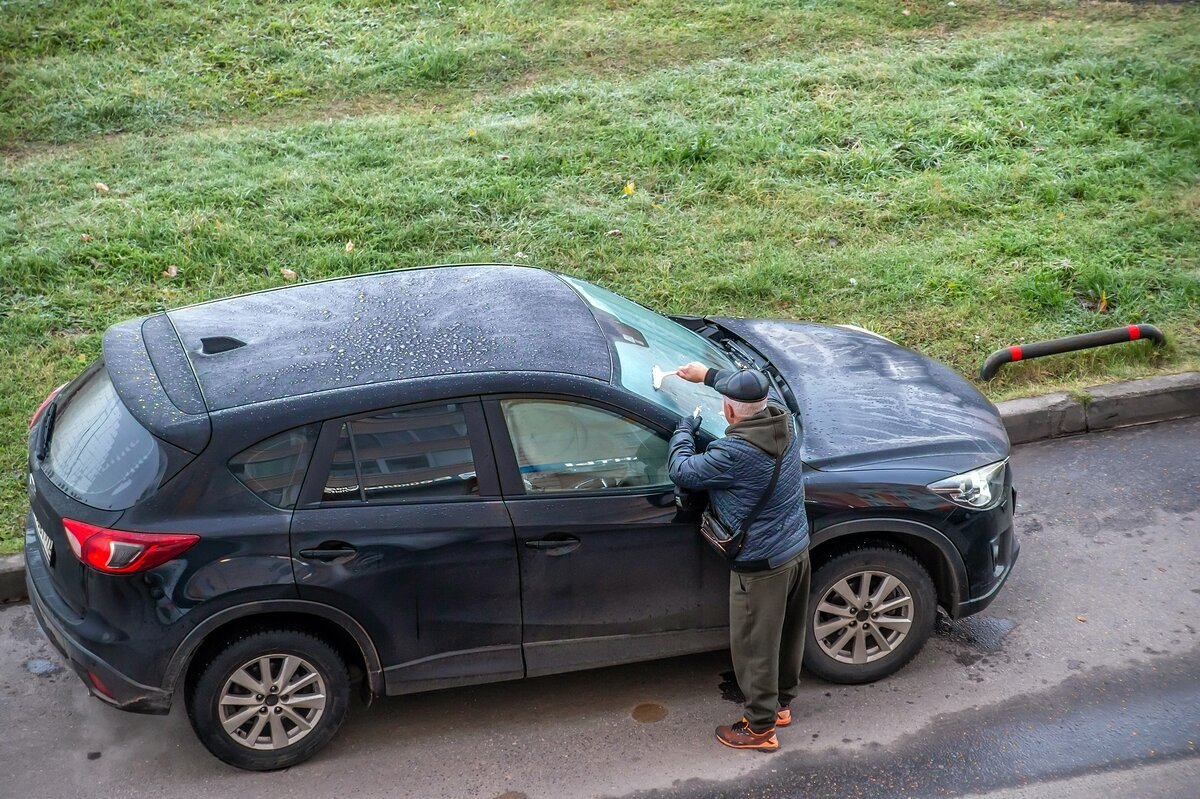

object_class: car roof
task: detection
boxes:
[166,264,613,411]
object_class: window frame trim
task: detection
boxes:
[295,397,499,509]
[482,393,676,500]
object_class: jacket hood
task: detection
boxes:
[726,405,793,457]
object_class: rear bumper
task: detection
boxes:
[25,527,173,715]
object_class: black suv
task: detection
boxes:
[25,265,1017,770]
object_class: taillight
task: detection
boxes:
[30,383,68,428]
[61,518,199,574]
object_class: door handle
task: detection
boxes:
[299,543,358,562]
[524,536,582,555]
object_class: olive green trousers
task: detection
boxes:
[729,549,810,732]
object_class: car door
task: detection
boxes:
[290,398,523,695]
[484,395,727,678]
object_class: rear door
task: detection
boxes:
[290,398,523,694]
[485,396,726,678]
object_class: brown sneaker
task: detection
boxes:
[715,718,779,751]
[776,706,792,727]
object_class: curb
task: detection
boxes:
[0,555,25,605]
[996,371,1200,445]
[2,372,1197,605]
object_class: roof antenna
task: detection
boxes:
[200,336,247,355]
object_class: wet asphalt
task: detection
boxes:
[0,418,1197,798]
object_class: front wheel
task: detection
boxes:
[186,628,351,771]
[803,546,936,684]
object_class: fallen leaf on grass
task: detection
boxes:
[606,229,622,237]
[1076,614,1088,623]
[345,240,354,253]
[281,268,298,281]
[80,233,92,242]
[902,8,911,15]
[162,265,178,278]
[496,153,510,161]
[1098,292,1108,313]
[94,182,109,193]
[623,181,636,195]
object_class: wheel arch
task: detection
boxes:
[809,518,967,616]
[165,600,386,700]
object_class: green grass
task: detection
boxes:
[2,0,1199,553]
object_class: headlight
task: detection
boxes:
[927,460,1007,510]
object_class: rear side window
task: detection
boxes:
[43,368,169,511]
[229,425,319,509]
[322,403,478,503]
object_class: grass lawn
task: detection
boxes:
[2,0,1199,553]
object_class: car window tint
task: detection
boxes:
[321,423,361,503]
[229,424,320,509]
[500,399,670,494]
[43,367,171,511]
[326,403,479,503]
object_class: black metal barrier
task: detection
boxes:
[980,324,1165,381]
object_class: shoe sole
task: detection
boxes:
[715,733,779,752]
[776,717,791,727]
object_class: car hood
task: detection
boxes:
[712,318,1009,472]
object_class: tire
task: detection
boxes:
[803,546,936,684]
[186,628,351,771]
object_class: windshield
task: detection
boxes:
[562,277,743,436]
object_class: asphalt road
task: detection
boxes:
[1,418,1197,799]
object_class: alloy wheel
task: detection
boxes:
[813,570,914,665]
[218,653,327,750]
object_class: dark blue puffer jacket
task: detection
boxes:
[669,404,809,572]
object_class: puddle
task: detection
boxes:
[631,702,668,723]
[24,658,61,676]
[937,615,1018,668]
[718,671,745,704]
[938,615,1017,652]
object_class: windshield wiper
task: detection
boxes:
[718,335,800,415]
[36,401,58,461]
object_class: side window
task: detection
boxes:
[500,399,670,494]
[322,403,479,504]
[229,424,320,509]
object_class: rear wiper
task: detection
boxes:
[36,401,58,461]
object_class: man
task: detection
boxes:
[668,362,809,752]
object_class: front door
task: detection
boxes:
[291,399,523,694]
[485,396,727,678]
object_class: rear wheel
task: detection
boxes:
[803,546,936,684]
[186,629,350,771]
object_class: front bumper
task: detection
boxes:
[952,486,1020,617]
[25,527,173,715]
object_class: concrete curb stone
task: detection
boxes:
[2,372,1197,605]
[0,555,26,605]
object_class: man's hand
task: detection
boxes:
[675,362,710,383]
[675,414,702,437]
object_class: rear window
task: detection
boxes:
[43,368,169,511]
[229,425,319,509]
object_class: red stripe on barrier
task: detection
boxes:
[1009,346,1023,362]
[1128,325,1141,341]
